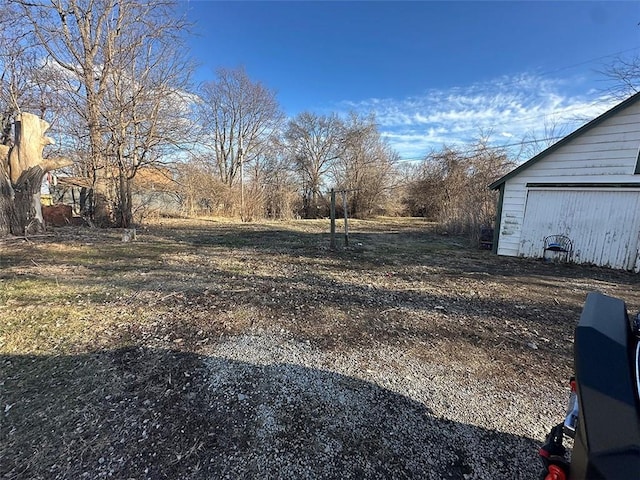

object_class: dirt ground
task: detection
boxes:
[1,217,639,479]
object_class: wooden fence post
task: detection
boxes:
[330,188,336,250]
[342,190,349,246]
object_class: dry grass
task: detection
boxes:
[2,217,640,479]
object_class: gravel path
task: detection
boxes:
[200,328,565,479]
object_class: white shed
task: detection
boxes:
[490,91,640,271]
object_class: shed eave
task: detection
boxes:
[489,90,640,191]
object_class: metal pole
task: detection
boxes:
[330,189,336,250]
[342,190,349,246]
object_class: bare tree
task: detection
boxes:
[333,113,399,218]
[0,4,62,131]
[14,0,192,227]
[463,141,514,244]
[401,155,443,219]
[0,7,24,234]
[403,139,514,244]
[600,53,640,99]
[0,7,26,144]
[0,6,74,235]
[198,67,283,219]
[99,17,195,227]
[246,138,299,219]
[516,118,568,161]
[284,112,344,218]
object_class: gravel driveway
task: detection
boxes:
[193,329,559,479]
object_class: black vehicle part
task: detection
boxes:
[571,292,640,479]
[539,423,570,479]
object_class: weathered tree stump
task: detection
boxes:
[0,113,72,236]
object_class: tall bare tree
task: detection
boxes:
[516,118,568,161]
[284,112,344,218]
[198,67,283,219]
[14,0,192,227]
[99,16,194,227]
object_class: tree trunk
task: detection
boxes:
[0,161,14,236]
[79,186,92,215]
[12,165,45,234]
[117,170,133,228]
[93,169,113,227]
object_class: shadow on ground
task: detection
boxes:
[1,347,540,479]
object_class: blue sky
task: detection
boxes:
[179,1,640,160]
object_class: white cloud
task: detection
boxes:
[336,73,619,160]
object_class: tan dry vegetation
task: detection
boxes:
[2,217,639,479]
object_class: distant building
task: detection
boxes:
[51,167,181,219]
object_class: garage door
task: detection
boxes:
[519,188,640,270]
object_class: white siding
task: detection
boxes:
[497,99,640,266]
[518,189,640,270]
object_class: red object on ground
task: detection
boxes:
[42,204,73,226]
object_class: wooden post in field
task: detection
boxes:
[239,134,245,222]
[330,188,336,250]
[342,190,349,246]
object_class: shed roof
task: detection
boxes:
[489,91,640,190]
